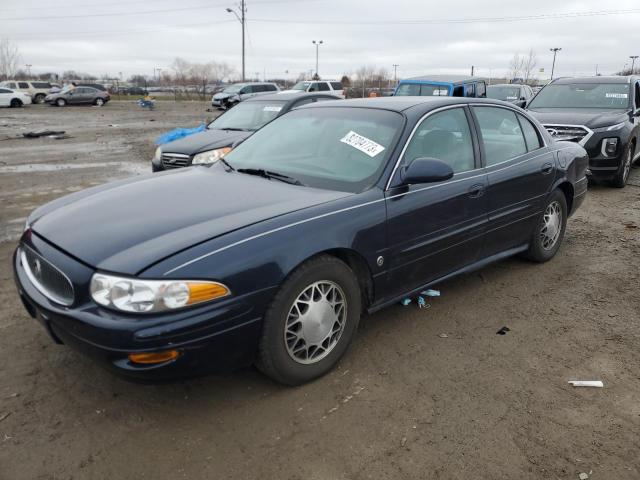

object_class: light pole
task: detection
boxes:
[226,1,246,81]
[312,40,323,79]
[25,64,32,77]
[550,47,561,80]
[154,67,163,83]
[392,64,399,86]
[630,55,638,74]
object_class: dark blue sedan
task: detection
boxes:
[13,97,588,385]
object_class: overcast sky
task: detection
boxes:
[2,0,640,82]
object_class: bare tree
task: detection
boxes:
[522,49,538,84]
[354,65,378,97]
[171,57,192,97]
[190,62,214,99]
[0,38,21,80]
[509,53,524,81]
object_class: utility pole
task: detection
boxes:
[470,65,474,76]
[25,64,32,77]
[226,1,246,81]
[312,40,323,79]
[550,47,561,80]
[630,55,639,74]
[392,64,399,85]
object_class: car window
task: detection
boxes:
[240,87,250,94]
[293,98,315,107]
[31,82,51,89]
[209,100,287,131]
[473,106,527,165]
[18,82,29,89]
[517,114,543,151]
[452,86,464,97]
[6,82,16,89]
[465,83,476,97]
[476,82,486,98]
[265,84,278,92]
[0,88,11,94]
[330,82,343,90]
[403,107,475,174]
[317,82,330,91]
[395,83,420,96]
[308,83,320,92]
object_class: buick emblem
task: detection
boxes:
[33,258,42,278]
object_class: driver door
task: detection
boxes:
[384,106,488,298]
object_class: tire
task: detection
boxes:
[94,97,105,106]
[523,189,568,263]
[34,93,46,104]
[610,142,634,188]
[257,255,362,385]
[56,98,66,107]
[9,99,22,108]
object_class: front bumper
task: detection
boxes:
[13,239,271,382]
[583,134,629,180]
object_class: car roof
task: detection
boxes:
[246,92,340,102]
[233,82,277,87]
[551,76,637,84]
[401,75,484,84]
[488,83,524,88]
[301,96,509,113]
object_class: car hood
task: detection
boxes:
[213,92,237,100]
[527,108,629,130]
[29,167,351,275]
[161,129,252,156]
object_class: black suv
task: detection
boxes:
[527,76,640,187]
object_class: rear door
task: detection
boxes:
[385,106,488,297]
[0,88,11,106]
[470,105,555,257]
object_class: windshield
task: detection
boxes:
[528,83,631,109]
[291,82,311,91]
[223,84,244,94]
[223,107,404,193]
[486,86,521,101]
[395,83,450,96]
[208,100,287,131]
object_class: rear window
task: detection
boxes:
[396,83,450,96]
[330,82,343,90]
[31,82,51,89]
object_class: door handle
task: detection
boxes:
[541,162,553,175]
[467,184,485,198]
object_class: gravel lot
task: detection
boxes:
[1,102,639,480]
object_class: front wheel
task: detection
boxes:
[257,255,362,385]
[94,97,105,106]
[9,98,22,108]
[523,189,567,263]
[56,98,66,107]
[610,142,634,188]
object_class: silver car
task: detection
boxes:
[211,82,280,109]
[45,86,110,107]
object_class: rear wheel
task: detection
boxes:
[610,142,634,188]
[56,98,66,107]
[34,93,46,104]
[9,98,22,108]
[257,255,362,385]
[523,189,567,263]
[94,97,105,106]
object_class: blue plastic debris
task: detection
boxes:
[400,298,412,306]
[421,289,441,297]
[155,123,206,145]
[418,296,428,309]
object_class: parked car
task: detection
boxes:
[44,86,110,107]
[0,87,32,107]
[153,92,340,171]
[394,75,487,98]
[14,97,587,385]
[211,82,280,109]
[486,83,535,108]
[281,80,345,98]
[527,76,640,187]
[77,83,107,91]
[0,80,52,104]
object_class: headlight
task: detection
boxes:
[153,146,162,161]
[90,273,230,313]
[192,147,232,165]
[593,122,625,133]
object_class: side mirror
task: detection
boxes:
[401,157,454,184]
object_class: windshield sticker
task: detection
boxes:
[340,131,385,158]
[605,93,628,99]
[506,96,518,100]
[263,105,283,112]
[432,89,448,96]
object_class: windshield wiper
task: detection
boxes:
[237,168,305,186]
[220,127,250,132]
[219,157,235,171]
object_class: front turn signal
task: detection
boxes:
[128,350,181,365]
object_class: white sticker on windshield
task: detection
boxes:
[263,105,283,112]
[433,89,448,96]
[340,131,385,158]
[506,96,518,100]
[606,93,628,98]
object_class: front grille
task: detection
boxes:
[544,125,591,144]
[161,153,190,169]
[21,245,74,306]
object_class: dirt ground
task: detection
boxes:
[1,102,639,480]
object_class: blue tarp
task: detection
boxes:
[155,123,206,145]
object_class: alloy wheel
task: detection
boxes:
[540,200,562,250]
[284,280,347,365]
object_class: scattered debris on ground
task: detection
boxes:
[568,380,604,388]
